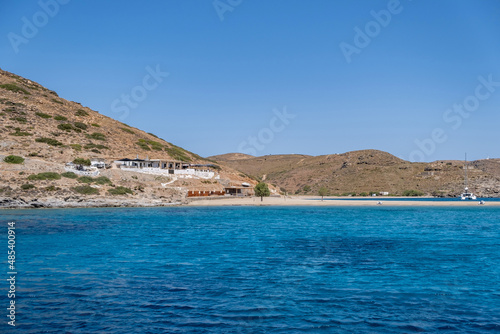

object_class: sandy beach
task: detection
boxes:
[187,196,500,207]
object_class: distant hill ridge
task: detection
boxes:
[209,150,500,197]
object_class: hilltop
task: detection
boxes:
[209,150,500,197]
[210,153,256,161]
[0,69,254,208]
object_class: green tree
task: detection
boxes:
[73,158,91,166]
[254,182,270,202]
[402,189,424,197]
[318,186,329,201]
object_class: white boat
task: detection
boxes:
[460,153,477,200]
[461,190,477,201]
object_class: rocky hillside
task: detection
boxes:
[209,150,500,197]
[0,69,253,207]
[0,69,206,162]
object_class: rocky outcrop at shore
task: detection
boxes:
[0,196,186,209]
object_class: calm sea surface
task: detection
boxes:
[1,206,499,333]
[320,197,500,201]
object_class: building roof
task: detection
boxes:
[116,158,146,162]
[115,157,186,163]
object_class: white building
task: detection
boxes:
[90,158,107,169]
[114,157,217,179]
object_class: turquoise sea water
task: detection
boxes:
[319,197,500,201]
[1,206,499,333]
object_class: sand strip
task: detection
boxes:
[187,196,500,207]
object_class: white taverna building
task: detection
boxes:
[114,156,217,179]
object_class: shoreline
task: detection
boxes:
[186,196,500,207]
[1,195,499,210]
[0,197,186,210]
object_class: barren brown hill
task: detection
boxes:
[209,153,256,161]
[0,69,254,207]
[0,69,204,163]
[209,150,500,197]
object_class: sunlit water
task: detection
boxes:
[320,197,500,201]
[1,206,499,333]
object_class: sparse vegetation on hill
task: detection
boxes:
[136,140,151,150]
[35,112,52,118]
[77,176,94,184]
[108,186,133,195]
[87,132,105,141]
[166,145,191,162]
[75,176,112,185]
[94,176,112,185]
[74,122,87,130]
[27,172,61,180]
[121,127,135,134]
[58,123,80,132]
[136,138,164,151]
[4,155,24,164]
[402,190,425,196]
[72,185,99,195]
[10,116,27,123]
[36,137,63,146]
[75,109,88,116]
[0,83,30,95]
[9,128,32,136]
[61,172,78,179]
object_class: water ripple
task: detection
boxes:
[2,206,499,333]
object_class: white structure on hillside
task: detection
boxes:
[114,157,217,179]
[64,163,100,176]
[90,158,108,169]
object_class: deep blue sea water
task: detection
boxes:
[1,206,499,333]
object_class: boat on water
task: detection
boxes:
[461,153,477,200]
[461,190,477,201]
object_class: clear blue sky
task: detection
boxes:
[1,0,499,161]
